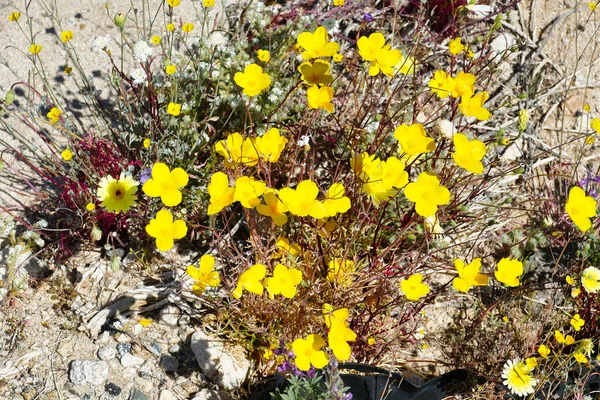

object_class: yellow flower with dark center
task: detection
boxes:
[306,86,334,113]
[448,37,464,55]
[265,264,302,298]
[333,53,343,62]
[97,173,139,213]
[47,107,62,124]
[234,63,271,96]
[296,26,339,60]
[167,23,175,31]
[142,162,189,207]
[234,176,266,208]
[298,60,333,86]
[186,254,220,295]
[61,149,73,161]
[494,258,523,287]
[292,334,329,371]
[566,186,597,232]
[145,209,187,252]
[452,258,488,292]
[452,133,487,174]
[459,91,491,120]
[232,264,267,298]
[256,190,288,226]
[257,49,270,62]
[207,172,235,215]
[151,35,161,45]
[403,172,450,218]
[400,273,430,301]
[60,30,73,43]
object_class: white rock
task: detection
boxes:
[69,360,109,386]
[159,390,178,400]
[159,305,180,326]
[97,347,116,361]
[192,389,233,400]
[190,329,251,390]
[120,353,145,368]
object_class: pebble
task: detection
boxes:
[159,354,179,372]
[177,314,190,326]
[129,388,149,400]
[192,389,232,400]
[148,343,162,356]
[104,382,122,396]
[97,347,117,361]
[120,353,145,368]
[159,305,180,326]
[168,344,180,354]
[158,390,178,400]
[69,360,109,386]
[116,343,132,358]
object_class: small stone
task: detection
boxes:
[191,389,232,400]
[159,305,180,326]
[97,331,111,344]
[69,360,109,386]
[116,343,132,358]
[168,344,180,354]
[159,355,179,372]
[129,388,148,400]
[97,347,117,361]
[131,324,143,335]
[104,382,122,396]
[114,332,131,343]
[159,390,178,400]
[122,253,137,267]
[177,314,190,326]
[120,353,145,368]
[148,343,162,356]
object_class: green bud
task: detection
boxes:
[518,109,529,132]
[91,225,102,241]
[5,89,14,105]
[114,13,127,30]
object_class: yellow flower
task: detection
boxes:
[167,23,175,31]
[256,190,288,226]
[273,236,301,259]
[333,0,345,5]
[234,63,271,96]
[327,258,355,287]
[525,357,538,370]
[256,128,287,162]
[428,70,454,99]
[298,60,334,86]
[590,2,598,11]
[357,32,402,77]
[306,86,334,113]
[142,162,189,207]
[574,352,588,363]
[581,266,600,293]
[143,138,151,148]
[566,335,576,345]
[234,176,266,208]
[395,55,417,75]
[139,318,153,327]
[538,344,550,358]
[151,35,161,45]
[323,304,356,361]
[203,0,215,6]
[459,91,491,121]
[367,337,376,345]
[296,26,340,60]
[452,133,487,174]
[451,72,476,98]
[265,264,303,298]
[61,149,73,161]
[165,65,177,75]
[182,23,194,32]
[292,334,329,371]
[186,254,220,295]
[167,102,181,116]
[494,258,523,287]
[232,263,267,298]
[47,107,62,124]
[278,180,326,219]
[64,66,73,74]
[565,186,597,232]
[571,314,585,331]
[584,104,591,113]
[404,172,450,218]
[380,156,409,190]
[214,132,259,168]
[60,30,73,43]
[393,123,436,157]
[145,209,187,252]
[86,202,96,211]
[257,49,270,62]
[333,52,343,62]
[207,172,235,215]
[448,37,464,55]
[8,12,21,22]
[572,287,582,298]
[566,275,575,285]
[501,359,537,397]
[29,44,42,54]
[586,135,595,145]
[400,273,430,301]
[452,258,488,293]
[322,183,351,218]
[353,153,398,206]
[167,0,180,6]
[97,173,139,213]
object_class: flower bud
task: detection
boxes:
[114,13,126,30]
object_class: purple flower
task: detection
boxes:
[139,168,152,184]
[363,13,374,22]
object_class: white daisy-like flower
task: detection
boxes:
[501,359,537,397]
[297,135,311,147]
[131,68,147,85]
[207,31,228,48]
[92,35,111,52]
[133,41,153,63]
[582,266,600,293]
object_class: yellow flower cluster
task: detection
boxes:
[428,70,490,120]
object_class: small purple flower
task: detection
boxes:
[139,168,152,184]
[363,13,374,22]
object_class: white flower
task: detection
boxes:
[501,359,537,397]
[131,68,147,85]
[133,41,153,63]
[297,135,311,147]
[321,18,340,34]
[92,35,111,52]
[211,70,220,79]
[466,2,493,18]
[414,327,425,339]
[434,119,455,139]
[207,32,228,48]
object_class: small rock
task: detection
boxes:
[148,343,162,356]
[120,353,145,368]
[129,388,148,400]
[122,253,137,267]
[69,360,109,386]
[192,389,232,400]
[116,343,132,358]
[132,324,143,335]
[159,355,179,372]
[104,382,121,396]
[159,305,180,326]
[97,331,111,344]
[168,344,180,354]
[177,314,190,326]
[190,329,251,390]
[97,347,117,361]
[158,390,178,400]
